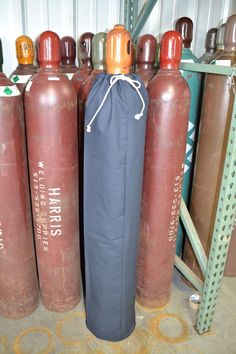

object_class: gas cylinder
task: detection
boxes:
[225,217,236,276]
[175,17,201,256]
[0,71,39,318]
[24,30,80,312]
[10,35,37,93]
[60,36,77,79]
[183,14,236,278]
[135,34,157,87]
[78,32,106,279]
[206,23,226,63]
[78,32,107,152]
[198,28,218,63]
[83,24,148,341]
[136,31,190,309]
[71,32,94,92]
[0,39,3,72]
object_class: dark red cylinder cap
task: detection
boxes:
[160,30,182,70]
[205,28,217,51]
[38,31,61,68]
[175,17,193,48]
[136,34,157,65]
[224,14,236,51]
[78,32,94,62]
[61,36,76,65]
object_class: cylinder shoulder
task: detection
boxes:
[148,71,190,99]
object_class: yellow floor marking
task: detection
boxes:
[149,313,189,344]
[55,311,93,346]
[13,327,54,354]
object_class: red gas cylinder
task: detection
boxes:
[71,32,94,92]
[60,36,77,79]
[136,31,190,308]
[10,35,37,93]
[24,31,80,312]
[135,34,157,87]
[0,73,39,318]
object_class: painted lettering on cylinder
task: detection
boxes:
[48,188,62,237]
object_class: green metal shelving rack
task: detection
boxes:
[123,0,236,336]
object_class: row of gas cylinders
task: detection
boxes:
[0,14,235,342]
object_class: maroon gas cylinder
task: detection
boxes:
[0,73,39,318]
[9,35,37,93]
[135,34,157,87]
[60,36,77,79]
[136,31,190,308]
[71,32,94,92]
[24,31,80,312]
[183,14,236,279]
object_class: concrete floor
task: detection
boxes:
[0,270,236,354]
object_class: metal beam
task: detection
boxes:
[175,256,203,293]
[180,198,207,276]
[196,96,236,334]
[131,0,158,41]
[180,62,236,76]
[124,0,139,33]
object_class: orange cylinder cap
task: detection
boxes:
[15,35,34,65]
[160,30,182,70]
[38,31,61,68]
[106,24,131,74]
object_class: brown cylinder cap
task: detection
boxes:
[15,35,34,65]
[136,34,157,66]
[38,31,61,68]
[175,17,193,48]
[160,30,182,70]
[78,32,94,65]
[205,28,217,51]
[61,36,76,65]
[106,24,131,74]
[216,23,225,50]
[224,14,236,51]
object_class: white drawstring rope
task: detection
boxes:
[86,74,146,133]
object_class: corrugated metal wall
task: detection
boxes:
[0,0,235,77]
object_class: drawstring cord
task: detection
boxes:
[86,74,146,133]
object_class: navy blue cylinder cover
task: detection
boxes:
[83,73,148,341]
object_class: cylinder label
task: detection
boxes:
[10,74,32,84]
[168,167,184,246]
[32,162,62,252]
[0,220,4,250]
[0,85,20,97]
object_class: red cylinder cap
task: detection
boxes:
[160,30,182,70]
[38,31,61,68]
[78,32,94,65]
[61,36,76,65]
[136,34,157,65]
[224,14,236,51]
[175,17,193,48]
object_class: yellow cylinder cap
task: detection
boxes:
[106,24,131,74]
[15,35,34,65]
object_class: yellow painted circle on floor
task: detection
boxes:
[13,327,53,354]
[55,311,93,346]
[111,329,151,354]
[0,336,8,354]
[149,313,189,344]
